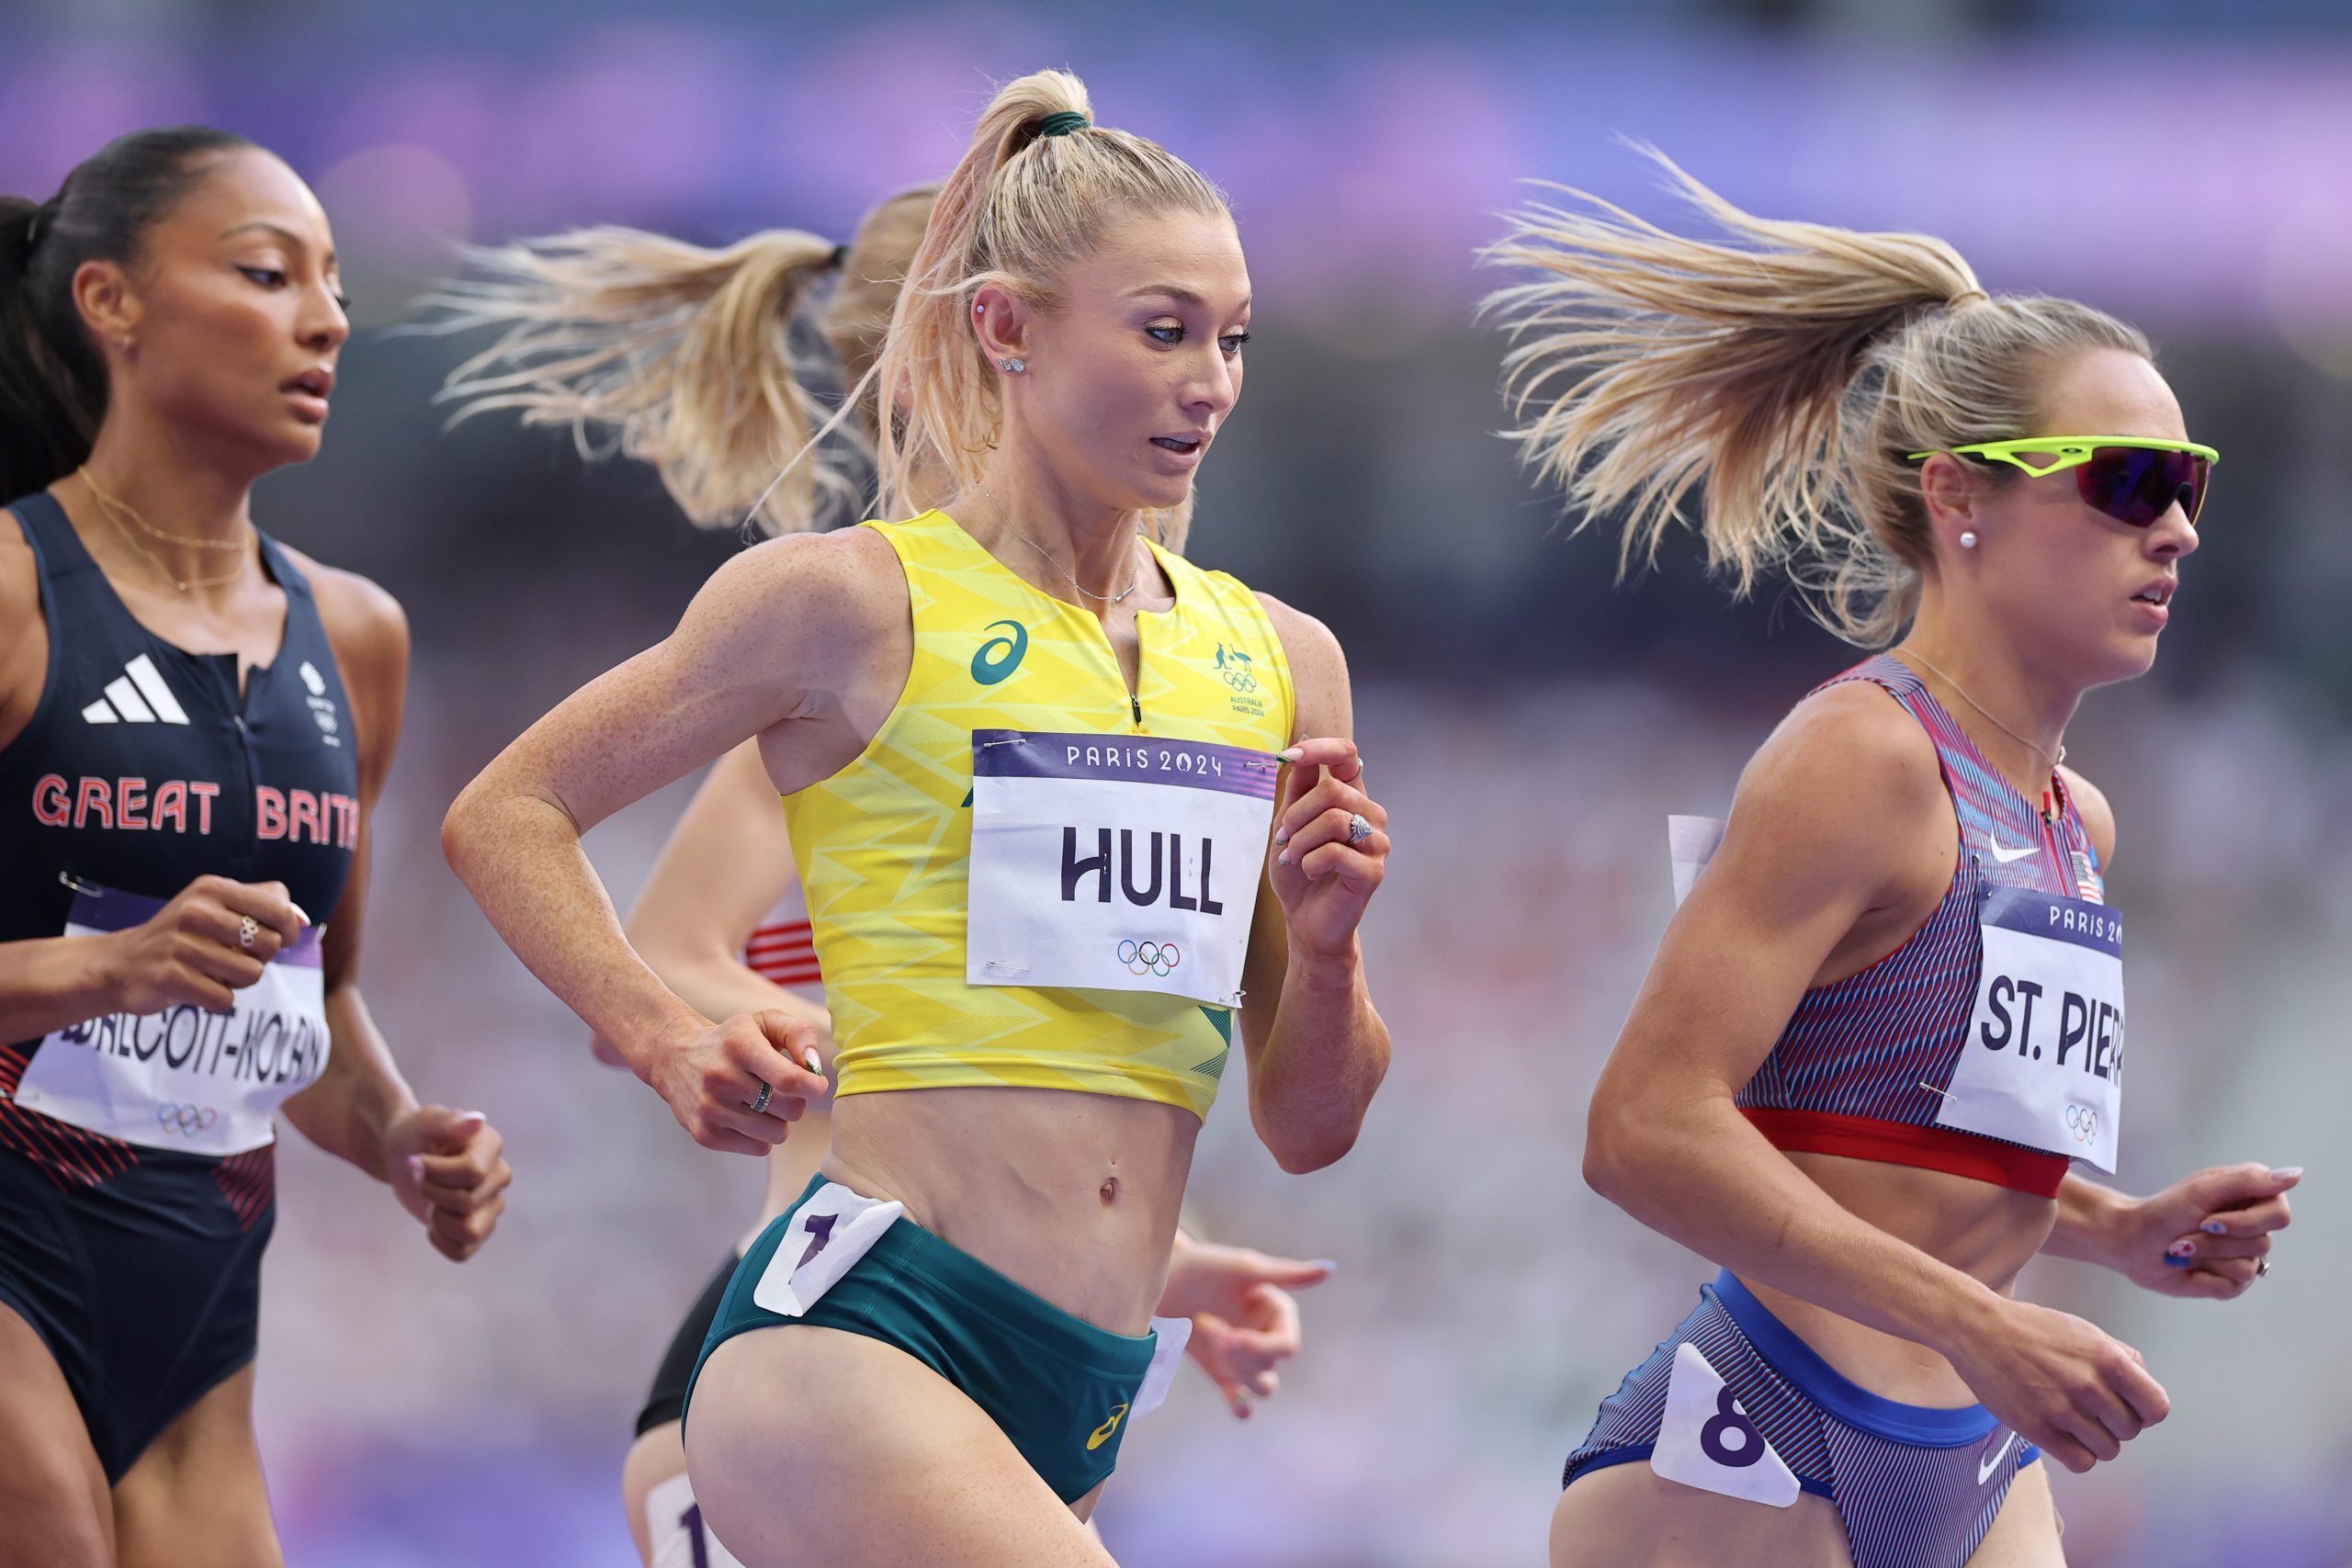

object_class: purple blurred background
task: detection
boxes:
[6,1,2350,1562]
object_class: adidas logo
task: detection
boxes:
[81,654,190,727]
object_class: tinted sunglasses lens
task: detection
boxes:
[2079,448,2207,527]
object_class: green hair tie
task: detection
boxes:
[1035,111,1091,138]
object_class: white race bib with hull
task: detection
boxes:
[966,729,1279,1009]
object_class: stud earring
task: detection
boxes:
[1959,531,1978,550]
[998,356,1026,374]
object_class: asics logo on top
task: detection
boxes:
[1985,836,2040,864]
[970,620,1028,685]
[79,655,189,726]
[1977,1430,2017,1484]
[1085,1403,1130,1451]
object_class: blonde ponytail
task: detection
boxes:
[872,69,1226,554]
[1484,149,2149,646]
[424,225,850,536]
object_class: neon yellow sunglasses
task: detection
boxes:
[1905,437,2218,527]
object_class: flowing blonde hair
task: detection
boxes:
[422,70,1229,554]
[1483,149,2151,646]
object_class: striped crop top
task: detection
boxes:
[1734,656,2109,1198]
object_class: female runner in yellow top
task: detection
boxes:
[433,181,1341,1568]
[439,71,1392,1567]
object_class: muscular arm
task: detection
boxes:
[442,533,880,1087]
[1235,598,1389,1174]
[1582,683,2014,1350]
[0,521,114,1040]
[618,739,831,1058]
[277,559,419,1177]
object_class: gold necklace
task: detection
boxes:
[79,467,247,549]
[1899,649,2066,771]
[82,479,250,593]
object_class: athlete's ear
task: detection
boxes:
[970,284,1035,367]
[73,257,141,350]
[1916,453,1990,555]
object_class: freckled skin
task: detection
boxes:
[443,203,1394,1564]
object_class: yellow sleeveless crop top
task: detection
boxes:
[782,512,1296,1120]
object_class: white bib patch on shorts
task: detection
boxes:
[966,730,1278,1008]
[644,1471,747,1568]
[752,1182,906,1318]
[1131,1315,1194,1421]
[1938,885,2123,1171]
[1651,1341,1802,1506]
[15,881,330,1156]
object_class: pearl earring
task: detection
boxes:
[998,356,1025,374]
[1959,531,1978,550]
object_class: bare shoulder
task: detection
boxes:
[279,544,410,677]
[2056,762,2117,867]
[1252,590,1347,727]
[1724,677,1950,900]
[682,525,906,654]
[0,519,43,748]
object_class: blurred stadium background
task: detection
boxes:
[6,0,2350,1562]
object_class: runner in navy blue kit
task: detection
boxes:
[0,129,514,1568]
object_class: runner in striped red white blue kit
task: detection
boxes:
[0,130,512,1568]
[1488,155,2299,1567]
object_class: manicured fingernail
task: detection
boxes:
[1275,852,1290,866]
[1312,1259,1338,1272]
[1273,829,1290,845]
[1278,747,1303,762]
[2270,1167,2303,1181]
[2166,1239,2196,1258]
[406,1155,424,1183]
[803,1049,821,1074]
[2162,1252,2191,1268]
[2201,1220,2228,1235]
[290,902,311,926]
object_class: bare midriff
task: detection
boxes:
[1737,1149,2060,1407]
[819,1085,1198,1336]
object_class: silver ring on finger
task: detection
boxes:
[238,915,259,950]
[748,1079,773,1116]
[2256,1256,2270,1279]
[1346,812,1373,846]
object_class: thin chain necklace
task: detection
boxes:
[80,467,247,549]
[1899,649,2066,771]
[1018,529,1143,605]
[79,469,250,593]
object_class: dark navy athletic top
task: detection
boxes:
[0,491,359,1182]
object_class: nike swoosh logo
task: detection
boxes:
[1978,1431,2017,1483]
[1987,840,2040,863]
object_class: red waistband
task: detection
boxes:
[1741,1107,2067,1198]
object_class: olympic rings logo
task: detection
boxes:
[2065,1104,2099,1144]
[1117,940,1180,978]
[156,1101,219,1136]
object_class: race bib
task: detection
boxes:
[15,882,329,1156]
[1668,816,1727,908]
[1651,1341,1801,1506]
[1938,885,2123,1171]
[644,1472,747,1568]
[1131,1314,1194,1421]
[966,730,1279,1008]
[752,1181,906,1318]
